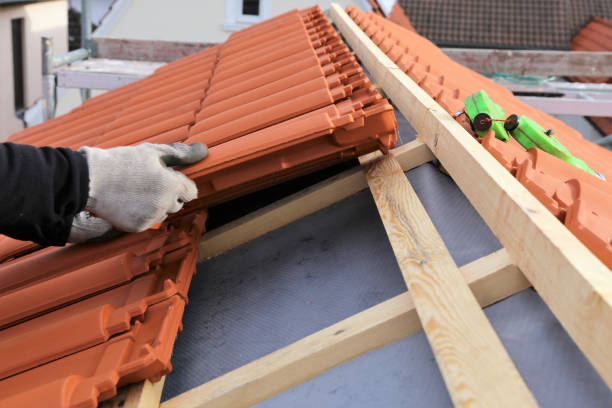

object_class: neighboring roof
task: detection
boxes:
[0,6,397,407]
[396,0,612,49]
[570,16,612,136]
[347,6,612,269]
[368,0,416,32]
[387,3,415,32]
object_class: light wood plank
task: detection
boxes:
[198,140,433,261]
[441,48,612,77]
[100,378,165,408]
[360,151,537,406]
[516,96,612,117]
[162,249,529,408]
[330,2,612,389]
[57,58,164,89]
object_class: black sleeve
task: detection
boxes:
[0,142,90,246]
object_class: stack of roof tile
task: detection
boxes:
[347,6,612,270]
[0,212,206,407]
[570,16,612,136]
[0,6,397,407]
[10,7,397,209]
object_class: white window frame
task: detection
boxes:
[224,0,271,32]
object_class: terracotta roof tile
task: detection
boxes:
[0,213,205,330]
[347,6,612,270]
[0,235,198,379]
[0,6,397,406]
[0,296,185,408]
[0,212,205,406]
[570,17,612,136]
[8,6,396,210]
[388,3,416,32]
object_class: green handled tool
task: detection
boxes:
[460,90,605,180]
[463,90,509,141]
[503,114,604,179]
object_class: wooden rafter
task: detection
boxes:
[360,151,537,406]
[329,2,612,389]
[100,378,166,408]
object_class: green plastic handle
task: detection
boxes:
[509,115,598,177]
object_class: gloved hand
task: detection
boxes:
[69,142,208,242]
[68,211,115,243]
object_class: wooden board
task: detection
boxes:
[360,151,537,406]
[198,140,434,261]
[161,249,529,408]
[57,58,163,90]
[330,2,612,389]
[100,378,166,408]
[441,48,612,77]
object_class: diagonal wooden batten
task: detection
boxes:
[359,151,537,407]
[329,2,612,391]
[100,378,166,408]
[162,248,529,408]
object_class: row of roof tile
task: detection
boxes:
[347,6,612,270]
[0,212,205,407]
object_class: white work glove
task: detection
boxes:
[68,142,208,243]
[68,211,115,243]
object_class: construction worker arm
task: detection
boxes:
[0,142,89,246]
[0,142,208,246]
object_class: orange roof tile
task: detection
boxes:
[0,6,397,407]
[367,1,416,32]
[347,6,612,270]
[0,212,205,408]
[387,3,416,32]
[9,7,396,209]
[570,17,612,136]
[0,296,185,408]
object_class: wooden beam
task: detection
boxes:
[161,249,530,408]
[198,140,433,260]
[516,96,612,117]
[441,48,612,77]
[330,2,612,389]
[500,81,612,95]
[56,58,163,90]
[360,151,537,406]
[100,378,166,408]
[95,37,214,62]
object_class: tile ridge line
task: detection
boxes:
[188,47,225,138]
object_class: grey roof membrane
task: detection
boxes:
[161,111,612,406]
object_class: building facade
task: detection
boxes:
[0,0,68,139]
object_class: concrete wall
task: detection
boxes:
[97,0,370,44]
[0,0,68,139]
